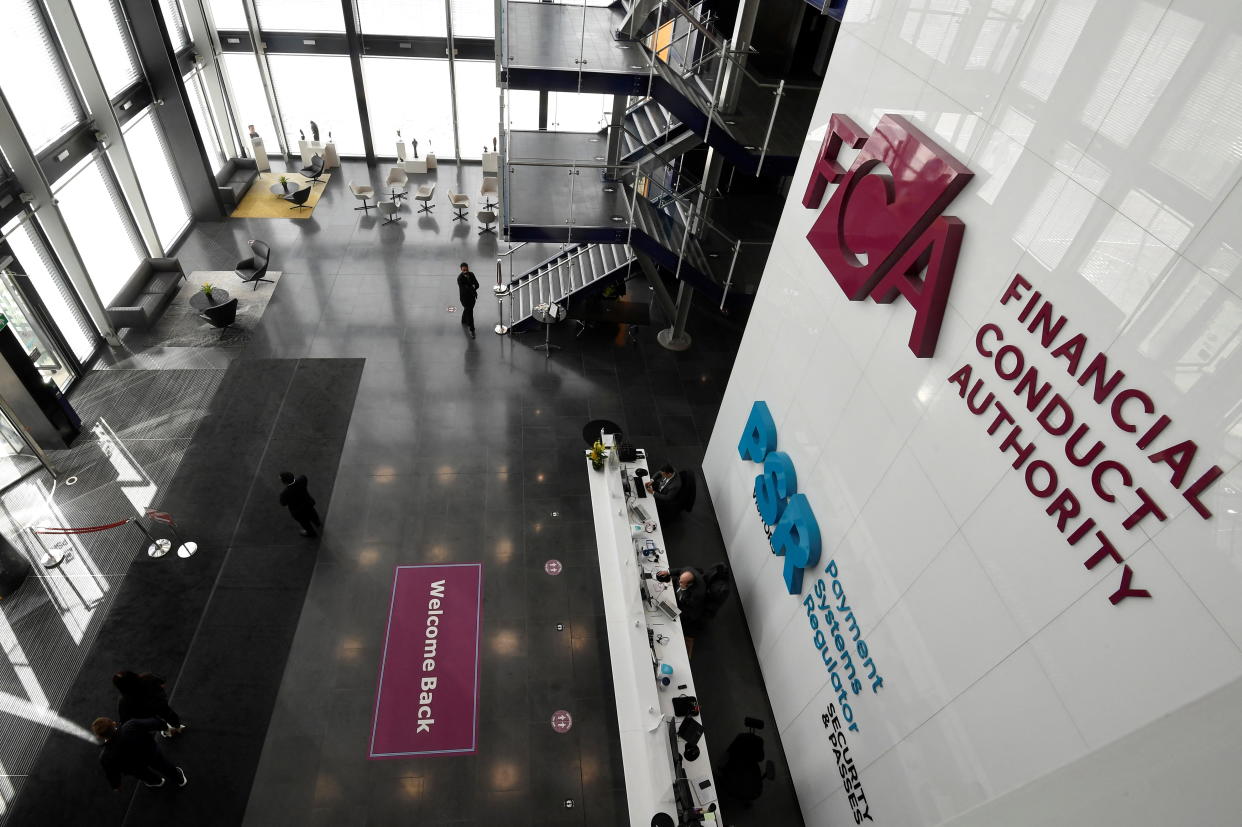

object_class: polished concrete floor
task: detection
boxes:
[10,158,802,825]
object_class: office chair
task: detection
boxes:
[200,298,238,335]
[299,154,326,184]
[718,718,775,806]
[477,208,497,235]
[378,200,402,226]
[385,167,409,202]
[234,239,273,290]
[350,182,375,212]
[702,562,732,620]
[479,176,499,209]
[448,190,470,221]
[285,186,312,211]
[415,183,436,213]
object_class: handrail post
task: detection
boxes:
[719,238,740,311]
[755,79,784,176]
[647,0,664,100]
[702,47,726,142]
[493,258,510,335]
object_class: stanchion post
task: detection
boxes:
[493,257,510,335]
[133,518,172,558]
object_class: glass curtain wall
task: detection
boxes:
[1,218,97,363]
[158,0,192,51]
[255,0,345,31]
[221,53,280,151]
[455,61,500,159]
[206,0,248,29]
[70,0,141,98]
[185,68,228,173]
[210,0,504,161]
[267,54,365,155]
[52,156,145,305]
[122,110,193,248]
[357,0,447,36]
[0,0,85,152]
[362,58,453,159]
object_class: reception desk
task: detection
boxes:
[586,441,721,825]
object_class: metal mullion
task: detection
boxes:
[446,0,461,163]
[341,0,374,163]
[240,0,291,159]
[183,0,242,159]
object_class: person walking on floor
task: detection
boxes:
[92,717,187,791]
[279,471,322,537]
[457,262,480,338]
[113,670,185,738]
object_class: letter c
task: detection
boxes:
[976,323,1003,357]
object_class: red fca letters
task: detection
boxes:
[803,114,973,358]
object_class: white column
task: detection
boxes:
[42,0,164,258]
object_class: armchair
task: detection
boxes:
[447,191,470,221]
[234,240,273,290]
[299,154,326,184]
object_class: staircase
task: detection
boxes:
[615,98,701,166]
[507,243,638,330]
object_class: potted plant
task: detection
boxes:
[200,282,216,304]
[589,440,608,471]
[279,174,289,193]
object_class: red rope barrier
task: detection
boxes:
[33,519,132,535]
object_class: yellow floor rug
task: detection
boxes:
[230,172,332,219]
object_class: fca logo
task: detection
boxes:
[803,114,973,358]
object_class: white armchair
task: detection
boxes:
[378,200,402,225]
[350,182,375,213]
[415,183,436,214]
[477,208,497,235]
[385,167,409,202]
[479,177,499,209]
[448,191,470,221]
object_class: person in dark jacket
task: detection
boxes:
[656,566,707,654]
[457,262,480,338]
[279,471,322,537]
[113,671,185,738]
[92,717,187,790]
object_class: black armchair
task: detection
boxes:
[285,186,312,211]
[200,298,238,335]
[300,154,326,184]
[234,240,273,290]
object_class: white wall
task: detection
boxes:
[702,1,1242,824]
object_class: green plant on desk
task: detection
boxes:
[589,440,608,471]
[200,282,216,303]
[279,174,289,192]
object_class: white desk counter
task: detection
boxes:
[586,443,722,826]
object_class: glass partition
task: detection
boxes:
[450,0,496,38]
[206,0,248,29]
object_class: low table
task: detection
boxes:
[189,288,231,311]
[270,182,308,197]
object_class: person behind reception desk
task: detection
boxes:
[646,464,683,521]
[656,567,706,655]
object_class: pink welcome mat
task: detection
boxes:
[370,563,484,758]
